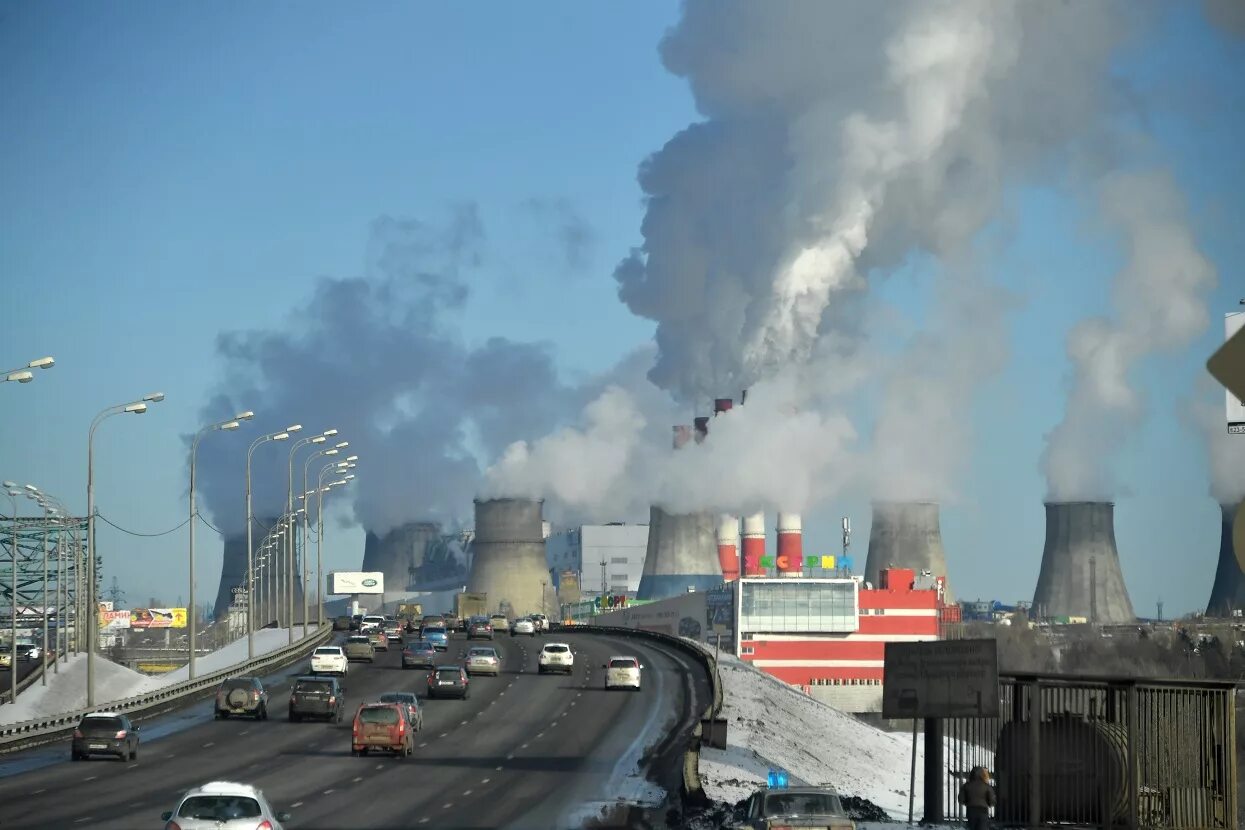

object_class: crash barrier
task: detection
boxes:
[553,623,723,803]
[0,624,333,752]
[938,673,1238,830]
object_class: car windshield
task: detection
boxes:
[178,795,262,820]
[407,640,432,650]
[294,680,331,694]
[434,668,461,678]
[81,716,123,730]
[379,693,415,704]
[314,647,340,655]
[469,649,495,657]
[347,636,369,644]
[424,627,446,635]
[763,793,845,817]
[544,645,569,653]
[358,706,399,724]
[609,658,638,668]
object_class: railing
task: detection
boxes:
[938,673,1238,830]
[0,624,333,752]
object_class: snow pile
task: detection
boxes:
[149,626,315,687]
[699,655,926,824]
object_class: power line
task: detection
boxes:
[94,512,190,537]
[196,513,223,535]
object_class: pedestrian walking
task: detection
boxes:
[959,765,996,830]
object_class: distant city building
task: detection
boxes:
[546,523,649,596]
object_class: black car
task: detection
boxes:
[288,675,345,723]
[332,615,352,631]
[425,665,470,700]
[215,676,270,720]
[466,617,494,640]
[71,712,140,761]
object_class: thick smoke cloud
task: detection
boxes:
[1185,375,1245,506]
[1041,171,1216,500]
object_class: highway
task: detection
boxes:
[0,629,710,829]
[0,657,45,699]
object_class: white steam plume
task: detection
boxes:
[1042,170,1217,500]
[1185,375,1245,506]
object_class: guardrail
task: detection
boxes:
[0,624,333,753]
[554,623,723,804]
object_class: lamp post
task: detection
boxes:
[24,488,56,686]
[306,457,358,626]
[286,434,341,643]
[32,490,68,674]
[245,425,298,659]
[2,356,54,386]
[187,412,251,680]
[315,473,356,627]
[86,392,163,706]
[302,445,349,629]
[3,485,20,702]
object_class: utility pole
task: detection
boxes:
[1089,556,1098,625]
[105,576,126,608]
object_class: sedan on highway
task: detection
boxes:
[71,711,140,761]
[467,616,494,640]
[377,691,424,731]
[383,620,404,644]
[367,629,390,651]
[538,642,575,674]
[162,780,291,830]
[421,625,449,651]
[511,617,536,637]
[289,675,345,723]
[16,643,42,662]
[426,665,470,699]
[344,635,374,662]
[603,656,644,690]
[310,645,348,676]
[465,646,501,676]
[734,785,856,830]
[401,639,437,670]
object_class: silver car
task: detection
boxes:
[465,646,501,676]
[161,781,291,829]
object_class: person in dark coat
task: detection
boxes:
[959,766,996,830]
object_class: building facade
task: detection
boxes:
[546,523,650,596]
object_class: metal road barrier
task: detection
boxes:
[0,624,333,752]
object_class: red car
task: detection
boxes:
[351,703,413,757]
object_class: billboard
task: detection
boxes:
[99,610,131,631]
[328,571,385,595]
[882,639,1000,719]
[1226,313,1245,434]
[129,608,187,629]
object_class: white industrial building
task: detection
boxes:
[546,523,649,596]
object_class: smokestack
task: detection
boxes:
[1032,502,1135,623]
[776,512,803,576]
[864,502,954,600]
[716,515,740,581]
[466,498,548,617]
[742,512,766,576]
[740,388,748,405]
[1205,503,1243,617]
[672,424,693,450]
[362,521,443,596]
[693,415,710,444]
[636,506,722,600]
[714,398,734,415]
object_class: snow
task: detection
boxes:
[0,626,318,726]
[698,654,928,822]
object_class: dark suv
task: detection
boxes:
[215,677,269,720]
[71,712,140,761]
[426,665,470,700]
[289,675,345,723]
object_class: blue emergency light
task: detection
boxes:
[767,769,789,789]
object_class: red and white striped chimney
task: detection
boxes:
[716,515,740,581]
[776,512,804,576]
[742,512,766,576]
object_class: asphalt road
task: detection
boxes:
[0,628,710,830]
[0,657,43,698]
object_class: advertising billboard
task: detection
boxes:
[128,608,187,629]
[99,610,131,631]
[328,571,385,595]
[1226,313,1245,434]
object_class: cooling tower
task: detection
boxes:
[716,515,740,581]
[1032,502,1134,624]
[776,512,803,576]
[213,517,278,619]
[636,506,722,599]
[864,501,954,601]
[1205,503,1244,617]
[466,498,548,616]
[362,521,443,595]
[742,512,766,576]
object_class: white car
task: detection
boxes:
[162,781,291,830]
[511,618,536,637]
[359,615,385,633]
[310,646,348,676]
[604,655,643,690]
[529,613,549,632]
[538,642,574,674]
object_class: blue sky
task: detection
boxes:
[1,3,1242,617]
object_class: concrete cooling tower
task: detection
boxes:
[1032,502,1135,624]
[213,517,278,619]
[362,521,443,595]
[1205,503,1244,617]
[864,501,954,601]
[637,506,722,600]
[466,498,548,617]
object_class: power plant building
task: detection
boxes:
[466,498,550,618]
[545,523,649,596]
[1205,502,1244,617]
[1031,501,1135,623]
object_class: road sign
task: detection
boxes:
[1207,312,1245,432]
[882,639,999,719]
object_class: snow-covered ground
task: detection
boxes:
[699,654,929,826]
[0,626,318,725]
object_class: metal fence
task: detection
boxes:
[940,673,1237,829]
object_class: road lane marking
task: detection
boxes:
[74,817,94,824]
[376,764,385,770]
[419,742,428,747]
[353,776,364,782]
[481,777,490,784]
[463,789,473,795]
[496,765,503,771]
[443,803,454,809]
[128,801,144,808]
[84,775,97,781]
[459,720,468,725]
[439,732,448,738]
[520,742,529,749]
[32,789,46,795]
[203,741,215,748]
[323,788,335,795]
[419,819,430,825]
[291,801,304,808]
[239,729,250,735]
[506,753,515,759]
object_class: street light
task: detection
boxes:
[3,486,20,702]
[286,431,336,643]
[244,425,297,659]
[300,439,348,630]
[313,466,357,627]
[187,412,250,680]
[26,490,59,686]
[2,356,54,386]
[86,393,163,706]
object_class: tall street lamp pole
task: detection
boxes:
[24,487,56,687]
[86,393,163,706]
[1,356,54,387]
[188,412,250,679]
[286,434,339,643]
[34,491,68,675]
[302,443,347,627]
[245,425,297,659]
[3,486,20,702]
[309,458,356,626]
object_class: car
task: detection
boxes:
[734,785,856,830]
[350,614,364,631]
[604,656,644,690]
[351,703,414,757]
[367,629,390,651]
[530,613,549,633]
[538,642,574,674]
[310,645,349,676]
[332,615,352,631]
[466,617,494,640]
[420,614,444,629]
[71,711,140,761]
[359,615,385,633]
[421,625,449,651]
[214,677,269,720]
[162,780,291,829]
[0,651,11,669]
[465,646,501,676]
[377,691,424,731]
[16,643,43,662]
[401,639,437,670]
[511,618,536,637]
[489,614,510,634]
[344,634,375,662]
[382,621,404,644]
[289,675,345,723]
[426,665,470,699]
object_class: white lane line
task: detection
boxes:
[238,729,250,735]
[375,764,385,770]
[203,741,215,748]
[481,777,490,784]
[419,741,428,747]
[32,789,46,795]
[165,754,177,759]
[419,819,430,825]
[506,753,515,759]
[498,691,505,697]
[291,801,304,808]
[463,789,473,796]
[73,818,94,824]
[459,720,468,726]
[127,764,139,769]
[442,802,454,809]
[520,742,529,749]
[128,801,144,808]
[353,776,364,782]
[536,732,544,738]
[439,732,448,738]
[323,788,335,795]
[496,765,503,771]
[84,775,98,781]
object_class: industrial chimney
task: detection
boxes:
[776,512,804,576]
[716,515,740,581]
[864,502,954,600]
[214,517,279,619]
[693,416,710,444]
[362,521,443,598]
[1031,501,1135,623]
[1205,503,1244,617]
[742,512,766,576]
[466,498,548,617]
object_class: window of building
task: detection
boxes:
[610,573,628,582]
[610,557,628,564]
[738,581,858,633]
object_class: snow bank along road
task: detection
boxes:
[0,629,711,829]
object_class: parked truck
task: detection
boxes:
[453,592,488,631]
